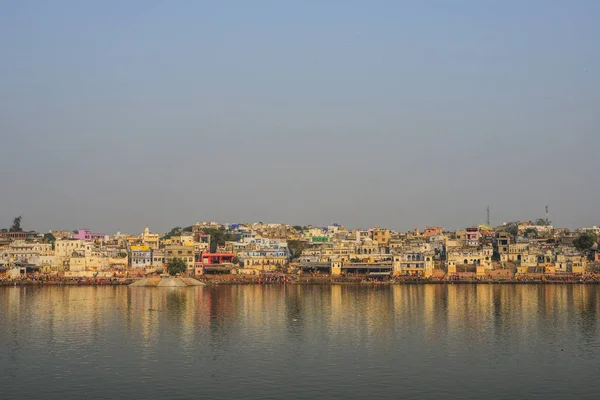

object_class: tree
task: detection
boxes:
[167,258,187,276]
[534,218,551,226]
[287,240,308,260]
[200,227,238,252]
[505,221,519,237]
[162,226,182,240]
[43,233,56,250]
[574,232,597,257]
[9,216,22,232]
[524,228,538,239]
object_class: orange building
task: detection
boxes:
[422,227,443,238]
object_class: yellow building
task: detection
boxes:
[164,245,195,272]
[139,226,159,249]
[243,256,287,271]
[447,246,493,274]
[392,251,434,277]
[372,229,391,246]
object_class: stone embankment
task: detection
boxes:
[129,276,205,287]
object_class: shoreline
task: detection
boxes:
[2,278,600,287]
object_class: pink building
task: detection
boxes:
[72,229,106,242]
[465,227,480,246]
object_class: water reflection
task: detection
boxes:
[1,284,599,399]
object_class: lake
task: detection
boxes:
[1,284,599,399]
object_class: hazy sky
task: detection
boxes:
[1,0,598,234]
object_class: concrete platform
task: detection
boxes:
[129,277,205,287]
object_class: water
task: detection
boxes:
[1,284,599,399]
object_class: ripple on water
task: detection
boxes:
[0,285,599,400]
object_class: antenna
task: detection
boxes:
[486,206,490,226]
[545,205,549,224]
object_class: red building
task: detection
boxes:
[195,253,235,276]
[200,253,234,264]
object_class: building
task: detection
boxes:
[130,245,152,269]
[139,226,160,249]
[0,241,53,267]
[392,251,435,277]
[194,232,211,254]
[51,230,72,240]
[0,231,27,243]
[465,227,480,246]
[152,249,165,268]
[422,227,443,238]
[195,253,235,275]
[497,232,510,260]
[55,239,93,258]
[508,242,529,263]
[239,249,288,271]
[164,245,195,273]
[447,246,493,275]
[72,229,107,242]
[372,229,392,247]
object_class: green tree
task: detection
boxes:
[9,216,22,232]
[167,258,187,276]
[43,233,56,250]
[162,226,182,240]
[287,240,308,260]
[574,232,597,257]
[524,228,538,239]
[534,218,551,226]
[201,227,237,252]
[505,221,519,237]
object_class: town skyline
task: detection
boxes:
[1,211,597,237]
[0,208,600,238]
